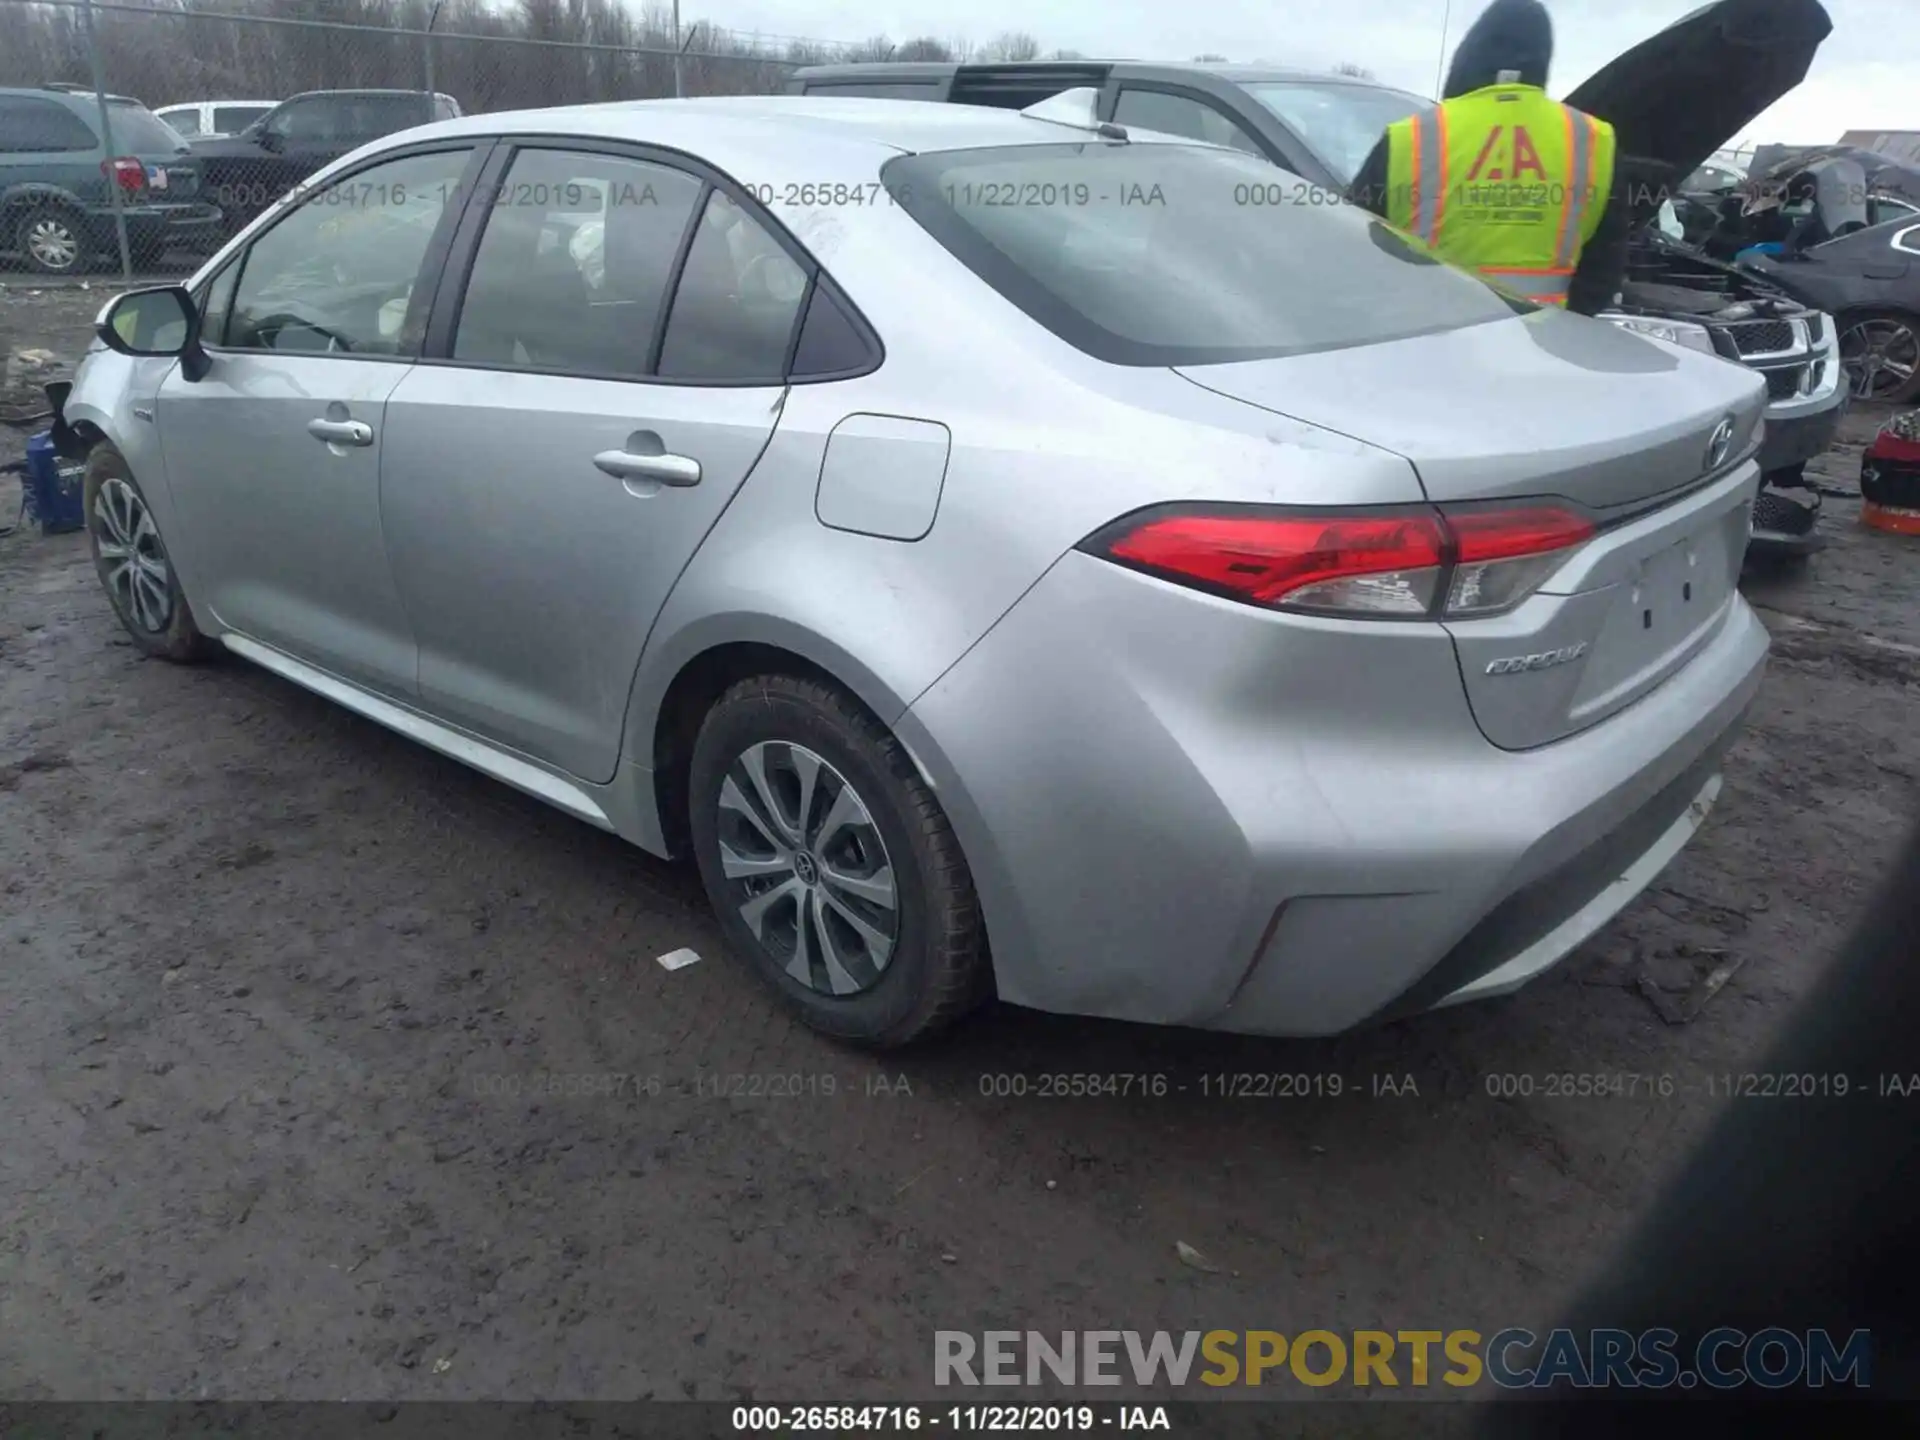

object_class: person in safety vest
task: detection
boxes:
[1348,0,1627,316]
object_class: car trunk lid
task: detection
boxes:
[1175,310,1765,512]
[1174,311,1767,748]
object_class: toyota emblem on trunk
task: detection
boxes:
[1706,416,1736,471]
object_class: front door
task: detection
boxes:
[156,145,478,697]
[380,148,812,782]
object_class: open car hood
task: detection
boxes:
[1564,0,1832,185]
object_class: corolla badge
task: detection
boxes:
[1486,642,1588,676]
[1706,416,1737,471]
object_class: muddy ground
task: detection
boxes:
[3,283,1918,1405]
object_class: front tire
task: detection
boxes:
[83,444,213,662]
[688,674,989,1047]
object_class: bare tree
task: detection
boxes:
[1332,61,1376,79]
[978,30,1042,62]
[0,0,1043,113]
[1048,49,1089,61]
[1193,53,1229,62]
[894,37,954,62]
[844,33,897,63]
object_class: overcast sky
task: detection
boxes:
[695,0,1914,147]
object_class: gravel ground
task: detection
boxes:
[4,284,1918,1404]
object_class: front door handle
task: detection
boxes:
[593,449,701,487]
[307,418,374,447]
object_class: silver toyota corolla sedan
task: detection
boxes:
[62,95,1770,1046]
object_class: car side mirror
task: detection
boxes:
[96,285,212,382]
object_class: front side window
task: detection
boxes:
[227,148,471,355]
[453,149,703,375]
[886,142,1525,367]
[161,108,202,137]
[214,105,270,135]
[1241,81,1426,187]
[657,189,809,381]
[268,98,333,143]
[1113,89,1262,156]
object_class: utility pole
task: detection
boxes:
[79,0,133,281]
[672,0,684,98]
[1432,0,1454,98]
[423,0,446,109]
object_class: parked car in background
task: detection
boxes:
[191,89,461,232]
[0,83,222,274]
[61,96,1769,1046]
[154,99,277,140]
[791,0,1845,560]
[1740,211,1920,403]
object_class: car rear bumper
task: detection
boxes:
[84,202,224,248]
[898,549,1769,1036]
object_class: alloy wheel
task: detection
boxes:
[715,740,899,996]
[1839,317,1920,400]
[23,214,81,273]
[92,476,173,634]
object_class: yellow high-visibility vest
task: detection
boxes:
[1384,83,1616,306]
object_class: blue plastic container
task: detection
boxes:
[22,430,86,535]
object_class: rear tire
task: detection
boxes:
[1838,309,1920,405]
[688,674,989,1047]
[15,203,91,276]
[83,444,214,662]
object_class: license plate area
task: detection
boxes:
[1571,514,1738,718]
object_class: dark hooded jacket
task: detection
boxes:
[1347,0,1629,316]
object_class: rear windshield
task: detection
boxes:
[106,100,190,155]
[883,142,1527,367]
[1242,81,1425,187]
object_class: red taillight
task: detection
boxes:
[101,156,145,195]
[1103,509,1447,615]
[1085,501,1595,620]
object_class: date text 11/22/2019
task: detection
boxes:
[731,1405,1173,1432]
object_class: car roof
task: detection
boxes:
[0,84,139,105]
[287,88,438,101]
[792,59,1418,93]
[397,95,1196,164]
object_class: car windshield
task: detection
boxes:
[107,100,190,155]
[885,142,1527,367]
[1241,80,1425,185]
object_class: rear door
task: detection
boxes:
[378,144,808,782]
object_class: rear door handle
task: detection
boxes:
[593,449,702,487]
[307,418,374,447]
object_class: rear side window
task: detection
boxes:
[161,108,202,136]
[452,148,703,376]
[104,101,190,154]
[884,142,1527,367]
[657,189,808,382]
[0,97,97,153]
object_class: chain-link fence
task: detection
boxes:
[1,0,851,282]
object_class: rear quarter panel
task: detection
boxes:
[622,194,1424,819]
